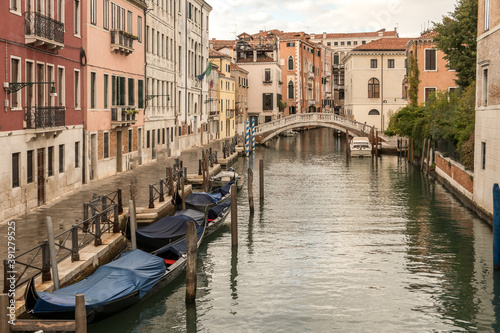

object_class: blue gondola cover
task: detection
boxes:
[174,209,205,226]
[32,250,166,313]
[136,215,195,245]
[208,200,230,220]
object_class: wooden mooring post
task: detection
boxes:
[181,177,186,210]
[129,200,137,250]
[1,293,87,333]
[46,217,60,290]
[185,221,197,303]
[259,159,264,200]
[375,131,379,157]
[248,168,254,214]
[231,184,238,247]
[345,130,350,159]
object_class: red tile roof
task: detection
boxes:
[211,39,236,50]
[209,49,230,58]
[230,62,249,73]
[352,37,412,51]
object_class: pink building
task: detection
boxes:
[83,0,147,181]
[0,0,84,221]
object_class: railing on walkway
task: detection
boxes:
[222,137,237,158]
[4,201,120,292]
[198,149,218,175]
[148,158,186,208]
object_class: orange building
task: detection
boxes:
[406,32,458,104]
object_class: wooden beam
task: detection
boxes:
[11,320,76,332]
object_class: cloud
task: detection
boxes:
[208,0,457,40]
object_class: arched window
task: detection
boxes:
[288,80,294,99]
[288,56,294,70]
[368,78,380,98]
[368,109,380,115]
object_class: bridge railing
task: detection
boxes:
[254,113,370,135]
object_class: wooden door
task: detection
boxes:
[37,148,45,206]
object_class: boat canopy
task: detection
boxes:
[155,223,205,257]
[174,209,205,226]
[32,250,166,313]
[136,215,195,243]
[208,201,230,220]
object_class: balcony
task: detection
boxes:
[209,111,219,120]
[24,106,65,129]
[226,109,235,118]
[24,12,64,50]
[110,30,135,55]
[111,107,137,128]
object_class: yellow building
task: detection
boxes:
[209,49,236,139]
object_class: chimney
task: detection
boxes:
[323,32,327,39]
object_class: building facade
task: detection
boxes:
[343,38,410,130]
[209,49,235,139]
[83,0,147,182]
[473,0,500,215]
[405,32,458,104]
[231,62,249,135]
[1,0,84,221]
[310,29,398,114]
[235,34,282,125]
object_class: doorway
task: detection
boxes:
[37,148,45,206]
[116,130,123,172]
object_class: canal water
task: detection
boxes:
[91,128,499,332]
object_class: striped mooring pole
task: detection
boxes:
[251,118,255,152]
[494,183,500,269]
[245,120,250,157]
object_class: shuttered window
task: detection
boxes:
[425,49,437,71]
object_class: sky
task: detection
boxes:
[208,0,458,40]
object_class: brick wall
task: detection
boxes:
[435,152,473,194]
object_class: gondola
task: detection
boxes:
[209,168,244,190]
[133,209,205,252]
[24,201,231,323]
[177,180,233,212]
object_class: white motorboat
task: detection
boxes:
[350,137,372,158]
[282,130,297,137]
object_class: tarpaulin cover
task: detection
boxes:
[208,201,231,220]
[32,250,166,314]
[156,224,205,258]
[185,192,222,206]
[213,180,233,197]
[175,209,205,226]
[136,215,195,246]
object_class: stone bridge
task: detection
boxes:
[254,113,380,144]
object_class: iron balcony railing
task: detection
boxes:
[24,11,64,45]
[110,30,134,54]
[111,107,137,122]
[24,106,65,129]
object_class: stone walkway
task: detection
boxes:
[0,140,226,284]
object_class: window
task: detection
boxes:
[47,65,54,106]
[341,41,345,46]
[57,0,64,23]
[482,142,486,169]
[74,0,81,35]
[75,142,79,168]
[57,67,65,106]
[104,132,109,158]
[128,78,135,106]
[362,41,366,45]
[103,0,109,29]
[104,74,109,108]
[10,58,20,109]
[334,42,338,46]
[12,153,20,188]
[449,87,458,95]
[90,72,96,109]
[288,56,293,70]
[37,63,45,107]
[327,42,331,46]
[157,129,161,143]
[138,16,142,42]
[368,109,380,115]
[263,93,273,110]
[128,129,133,152]
[347,41,351,46]
[368,78,380,98]
[91,0,97,25]
[425,88,437,102]
[425,49,437,71]
[111,3,125,30]
[287,42,295,47]
[27,150,34,183]
[146,130,150,148]
[288,81,294,99]
[387,59,395,68]
[334,54,339,65]
[264,69,271,83]
[138,79,144,108]
[74,70,81,108]
[483,68,488,106]
[370,59,377,68]
[146,25,149,51]
[354,41,358,45]
[48,146,54,176]
[58,144,64,173]
[127,11,132,33]
[485,0,490,31]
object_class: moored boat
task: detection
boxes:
[350,137,372,158]
[209,168,243,190]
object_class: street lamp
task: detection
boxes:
[4,81,57,97]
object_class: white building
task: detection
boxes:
[473,0,500,215]
[343,38,410,130]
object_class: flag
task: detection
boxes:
[197,62,212,81]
